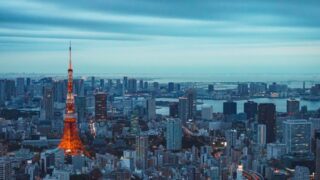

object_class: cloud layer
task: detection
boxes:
[0,0,320,74]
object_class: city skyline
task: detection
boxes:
[1,0,320,74]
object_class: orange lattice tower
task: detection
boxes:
[58,42,87,156]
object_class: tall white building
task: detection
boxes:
[257,124,266,145]
[136,136,148,170]
[166,118,182,151]
[201,106,213,120]
[225,129,237,155]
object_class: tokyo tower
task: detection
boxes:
[58,42,87,156]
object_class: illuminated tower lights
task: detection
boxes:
[58,42,88,156]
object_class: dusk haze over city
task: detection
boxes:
[0,0,320,180]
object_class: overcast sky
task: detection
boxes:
[0,0,320,74]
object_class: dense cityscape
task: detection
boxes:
[1,0,320,180]
[0,44,319,180]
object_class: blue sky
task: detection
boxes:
[0,0,320,74]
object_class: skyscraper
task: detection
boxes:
[179,97,188,122]
[4,80,15,101]
[244,101,257,120]
[258,103,276,143]
[168,82,175,93]
[91,76,95,90]
[127,78,137,93]
[146,97,156,121]
[75,96,86,123]
[257,124,266,145]
[287,98,300,115]
[139,80,144,90]
[16,77,25,96]
[186,89,196,119]
[58,43,87,156]
[123,76,128,91]
[283,119,311,155]
[225,129,237,155]
[166,118,182,151]
[95,92,107,122]
[43,86,54,121]
[0,80,5,105]
[107,79,112,89]
[169,102,179,118]
[143,81,148,90]
[73,79,84,96]
[136,136,148,170]
[53,80,67,103]
[223,101,237,115]
[100,79,105,90]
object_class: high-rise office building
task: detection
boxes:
[223,101,237,115]
[16,77,25,96]
[169,102,179,118]
[287,98,300,115]
[100,79,105,90]
[258,103,276,143]
[237,83,249,96]
[95,92,107,121]
[257,124,266,145]
[128,79,137,93]
[176,83,181,91]
[144,81,148,90]
[283,119,311,155]
[75,96,86,123]
[136,136,148,170]
[53,80,67,103]
[201,106,213,120]
[73,79,84,96]
[0,80,5,105]
[4,80,15,100]
[146,97,156,121]
[225,129,237,155]
[43,86,54,121]
[139,80,144,90]
[91,76,95,90]
[186,89,196,119]
[123,76,128,91]
[168,82,174,93]
[166,118,182,151]
[179,97,188,122]
[244,101,257,120]
[153,82,159,91]
[107,79,112,89]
